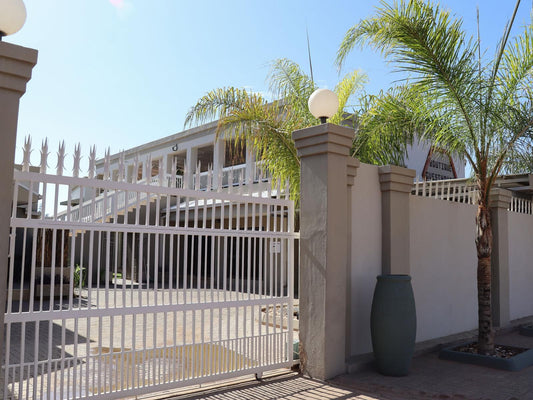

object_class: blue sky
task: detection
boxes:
[7,0,533,170]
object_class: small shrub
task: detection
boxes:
[73,264,87,288]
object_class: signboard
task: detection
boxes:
[422,148,457,181]
[270,241,281,254]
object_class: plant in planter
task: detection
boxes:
[73,264,87,296]
[337,0,533,365]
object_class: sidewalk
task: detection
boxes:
[332,330,533,400]
[165,329,533,400]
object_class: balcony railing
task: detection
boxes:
[192,163,270,190]
[58,163,271,223]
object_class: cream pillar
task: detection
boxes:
[378,165,416,275]
[292,123,355,380]
[345,157,360,362]
[0,40,38,372]
[489,188,512,327]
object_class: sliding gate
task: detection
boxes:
[2,143,297,399]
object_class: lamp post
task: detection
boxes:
[308,88,339,124]
[0,0,27,40]
[0,0,36,381]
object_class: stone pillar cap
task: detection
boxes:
[0,41,38,95]
[378,165,416,193]
[292,123,354,158]
[489,187,513,208]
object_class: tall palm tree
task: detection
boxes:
[185,58,410,201]
[337,0,533,355]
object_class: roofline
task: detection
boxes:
[97,120,220,162]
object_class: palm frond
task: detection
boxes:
[330,70,368,125]
[337,0,480,151]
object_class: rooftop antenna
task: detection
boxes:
[306,26,314,86]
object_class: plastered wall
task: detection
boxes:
[409,196,478,342]
[349,163,382,355]
[508,212,533,320]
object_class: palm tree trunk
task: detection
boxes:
[475,196,494,355]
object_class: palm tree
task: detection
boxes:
[337,0,533,355]
[185,58,410,201]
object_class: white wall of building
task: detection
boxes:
[405,140,466,181]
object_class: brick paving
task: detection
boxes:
[161,330,533,400]
[4,288,533,400]
[162,372,384,400]
[332,330,533,400]
[2,287,297,399]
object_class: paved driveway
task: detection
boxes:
[161,329,533,400]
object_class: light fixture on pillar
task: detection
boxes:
[308,88,339,124]
[0,0,27,41]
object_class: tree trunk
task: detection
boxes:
[475,196,494,355]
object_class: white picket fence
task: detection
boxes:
[412,178,479,204]
[412,178,533,215]
[3,139,298,400]
[509,196,533,215]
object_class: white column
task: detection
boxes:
[245,141,255,184]
[213,139,225,189]
[185,147,198,189]
[140,160,147,181]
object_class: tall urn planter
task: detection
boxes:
[371,274,416,376]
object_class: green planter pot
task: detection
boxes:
[370,274,416,376]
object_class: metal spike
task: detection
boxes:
[171,156,177,188]
[133,153,140,183]
[22,136,32,172]
[158,158,164,186]
[183,164,189,189]
[39,138,49,174]
[238,170,244,195]
[195,161,201,191]
[144,155,152,184]
[118,151,126,182]
[73,143,81,178]
[103,148,111,180]
[228,168,234,194]
[247,165,253,185]
[257,167,265,196]
[56,141,66,176]
[88,145,97,179]
[206,164,213,192]
[266,178,274,198]
[217,168,223,192]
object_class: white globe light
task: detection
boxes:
[308,88,339,122]
[0,0,27,36]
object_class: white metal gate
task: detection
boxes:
[2,140,297,399]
